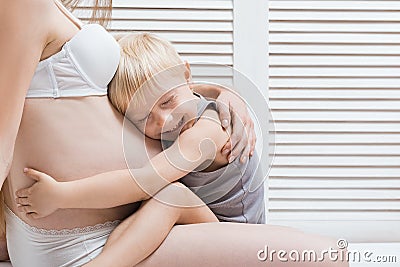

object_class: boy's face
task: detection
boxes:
[129,76,198,141]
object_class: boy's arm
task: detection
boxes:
[17,160,191,216]
[65,118,227,208]
[16,113,227,215]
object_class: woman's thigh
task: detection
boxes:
[137,222,348,267]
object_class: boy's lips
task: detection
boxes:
[163,117,184,134]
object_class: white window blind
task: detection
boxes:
[76,0,234,87]
[268,1,400,242]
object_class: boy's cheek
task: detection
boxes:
[144,126,159,139]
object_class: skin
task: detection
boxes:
[0,1,348,266]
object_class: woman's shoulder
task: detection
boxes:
[2,0,54,16]
[1,0,56,55]
[1,0,53,32]
[0,0,54,89]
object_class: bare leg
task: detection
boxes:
[136,223,349,267]
[84,182,218,267]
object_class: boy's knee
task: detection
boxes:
[171,182,185,188]
[159,182,187,195]
[155,182,202,207]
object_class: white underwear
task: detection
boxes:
[5,206,120,267]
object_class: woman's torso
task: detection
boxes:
[3,97,161,230]
[2,0,162,230]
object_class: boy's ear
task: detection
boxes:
[184,61,192,83]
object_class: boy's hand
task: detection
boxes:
[15,168,63,219]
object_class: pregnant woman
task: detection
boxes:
[0,0,347,266]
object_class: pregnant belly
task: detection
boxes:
[3,96,161,230]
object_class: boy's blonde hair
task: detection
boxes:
[108,32,184,115]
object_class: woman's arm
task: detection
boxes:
[16,112,228,217]
[193,83,256,163]
[0,0,48,187]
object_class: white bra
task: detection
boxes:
[26,4,120,98]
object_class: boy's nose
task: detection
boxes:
[155,112,173,127]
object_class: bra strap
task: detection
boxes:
[53,0,84,29]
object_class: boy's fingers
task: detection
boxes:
[27,213,41,220]
[23,168,42,181]
[16,188,31,198]
[17,205,35,214]
[16,197,30,206]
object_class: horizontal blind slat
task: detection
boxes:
[273,145,400,155]
[269,178,400,189]
[269,211,400,221]
[273,133,400,143]
[269,167,400,177]
[107,31,233,43]
[270,100,400,110]
[77,9,233,21]
[269,56,400,66]
[270,22,400,33]
[269,1,400,11]
[108,20,233,32]
[111,0,233,9]
[270,78,400,88]
[271,111,400,121]
[270,90,400,99]
[270,33,400,44]
[269,200,400,210]
[269,189,400,199]
[269,11,400,21]
[273,155,400,166]
[269,67,400,76]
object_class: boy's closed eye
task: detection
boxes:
[161,95,176,107]
[136,96,175,123]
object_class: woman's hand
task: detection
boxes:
[215,89,256,163]
[15,168,64,219]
